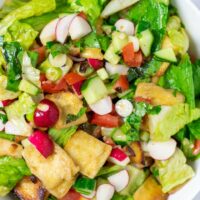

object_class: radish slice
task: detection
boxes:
[115,99,133,117]
[101,0,139,18]
[108,147,130,166]
[89,96,112,115]
[105,62,129,75]
[96,184,115,200]
[88,58,104,70]
[34,99,59,128]
[40,18,59,45]
[56,14,77,44]
[147,139,177,160]
[69,16,92,40]
[29,130,54,158]
[108,170,129,192]
[129,36,140,52]
[115,19,134,35]
[49,54,67,68]
[0,99,15,108]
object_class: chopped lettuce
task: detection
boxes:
[5,93,36,136]
[6,21,38,49]
[0,132,15,141]
[126,0,169,50]
[193,60,200,97]
[2,41,23,92]
[152,148,194,193]
[149,104,200,141]
[0,75,20,101]
[159,54,195,108]
[0,0,56,35]
[0,156,31,196]
[48,126,78,147]
[18,52,41,88]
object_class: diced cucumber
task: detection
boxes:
[112,128,127,145]
[104,44,120,65]
[76,64,94,77]
[46,67,62,82]
[112,31,129,52]
[138,29,154,57]
[19,79,40,96]
[102,25,113,35]
[97,68,109,80]
[81,76,108,104]
[154,48,177,63]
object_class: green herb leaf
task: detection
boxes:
[46,42,69,57]
[66,107,87,123]
[48,126,78,147]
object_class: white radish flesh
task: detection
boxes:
[108,170,129,192]
[115,19,134,35]
[147,139,177,160]
[129,36,140,52]
[5,121,22,135]
[69,16,92,40]
[89,96,112,115]
[40,18,59,45]
[49,53,67,68]
[56,14,77,44]
[96,184,115,200]
[101,0,139,18]
[0,120,4,131]
[115,99,133,117]
[105,62,129,75]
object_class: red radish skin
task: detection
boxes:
[72,80,84,96]
[29,130,54,158]
[108,147,130,166]
[87,58,104,70]
[0,99,15,107]
[34,99,59,128]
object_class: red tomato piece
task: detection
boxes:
[64,72,86,85]
[114,75,129,92]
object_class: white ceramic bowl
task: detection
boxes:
[1,0,200,200]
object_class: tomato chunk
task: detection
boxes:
[91,113,122,128]
[64,72,86,85]
[114,75,129,92]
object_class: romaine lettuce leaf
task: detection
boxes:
[7,21,38,49]
[159,54,195,108]
[2,41,22,91]
[149,104,200,141]
[0,156,31,196]
[193,60,200,97]
[0,0,56,35]
[152,148,194,193]
[126,0,169,50]
[5,93,36,136]
[48,126,78,147]
[0,75,20,101]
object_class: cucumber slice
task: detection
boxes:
[112,129,127,145]
[112,31,129,52]
[97,68,109,80]
[104,44,120,65]
[138,29,154,57]
[19,79,40,96]
[81,76,108,104]
[154,48,177,63]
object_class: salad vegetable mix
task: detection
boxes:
[0,0,199,199]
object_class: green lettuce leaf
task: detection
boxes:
[2,41,22,91]
[0,156,31,196]
[193,60,200,97]
[159,54,195,108]
[48,126,78,147]
[152,148,194,193]
[0,0,56,35]
[5,93,36,136]
[0,75,20,101]
[126,0,169,50]
[7,21,38,49]
[149,104,200,141]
